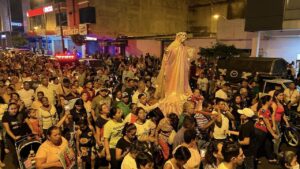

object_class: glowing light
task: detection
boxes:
[27,5,53,17]
[212,14,227,20]
[43,6,53,13]
[55,54,75,59]
[85,37,97,41]
[213,14,220,19]
[11,22,23,27]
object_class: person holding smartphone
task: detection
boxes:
[212,98,234,141]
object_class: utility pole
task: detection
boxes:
[57,1,65,53]
[7,0,12,47]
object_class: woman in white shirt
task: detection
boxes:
[134,107,155,142]
[38,97,58,135]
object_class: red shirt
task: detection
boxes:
[275,104,285,122]
[255,108,272,133]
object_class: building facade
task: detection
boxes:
[24,0,189,57]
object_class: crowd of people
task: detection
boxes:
[0,50,298,169]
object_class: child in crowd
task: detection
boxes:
[27,109,42,138]
[76,120,96,169]
[190,89,204,110]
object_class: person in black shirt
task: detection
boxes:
[2,103,32,168]
[230,95,244,130]
[70,99,91,127]
[2,103,32,141]
[116,123,137,162]
[228,108,256,169]
[76,120,96,169]
[94,103,110,168]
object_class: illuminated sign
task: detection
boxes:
[55,53,76,60]
[27,5,54,17]
[1,35,6,39]
[11,22,23,27]
[43,6,53,13]
[85,37,97,41]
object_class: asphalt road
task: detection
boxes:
[257,143,298,169]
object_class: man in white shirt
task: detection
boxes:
[212,98,234,140]
[35,77,56,105]
[284,82,299,111]
[197,73,208,96]
[17,81,34,108]
[215,83,229,101]
[217,143,244,169]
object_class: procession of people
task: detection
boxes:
[0,32,298,169]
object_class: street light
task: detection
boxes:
[211,14,227,39]
[212,14,227,20]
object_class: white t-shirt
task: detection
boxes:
[197,77,209,92]
[212,111,229,140]
[38,105,57,130]
[134,121,151,141]
[121,153,137,169]
[215,89,228,101]
[18,89,34,108]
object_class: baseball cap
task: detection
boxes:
[237,108,254,118]
[122,92,129,98]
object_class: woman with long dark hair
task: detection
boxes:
[81,91,92,116]
[230,95,244,129]
[2,103,32,168]
[116,123,137,161]
[70,99,91,126]
[254,95,279,164]
[271,90,290,157]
